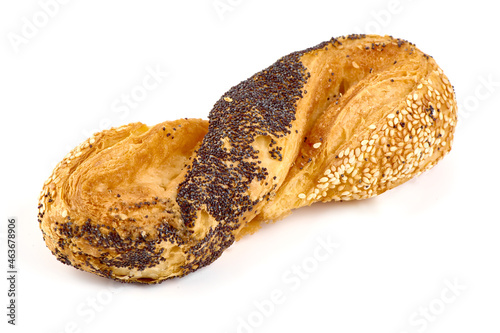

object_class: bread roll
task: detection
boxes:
[38,34,457,283]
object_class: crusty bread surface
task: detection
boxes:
[38,35,457,283]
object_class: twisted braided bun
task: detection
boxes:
[38,35,457,283]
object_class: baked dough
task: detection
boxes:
[38,35,457,283]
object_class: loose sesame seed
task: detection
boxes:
[313,142,322,149]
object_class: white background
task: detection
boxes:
[1,0,499,332]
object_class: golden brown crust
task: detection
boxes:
[242,35,456,233]
[38,34,457,283]
[39,119,209,282]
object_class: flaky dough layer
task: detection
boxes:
[38,35,457,283]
